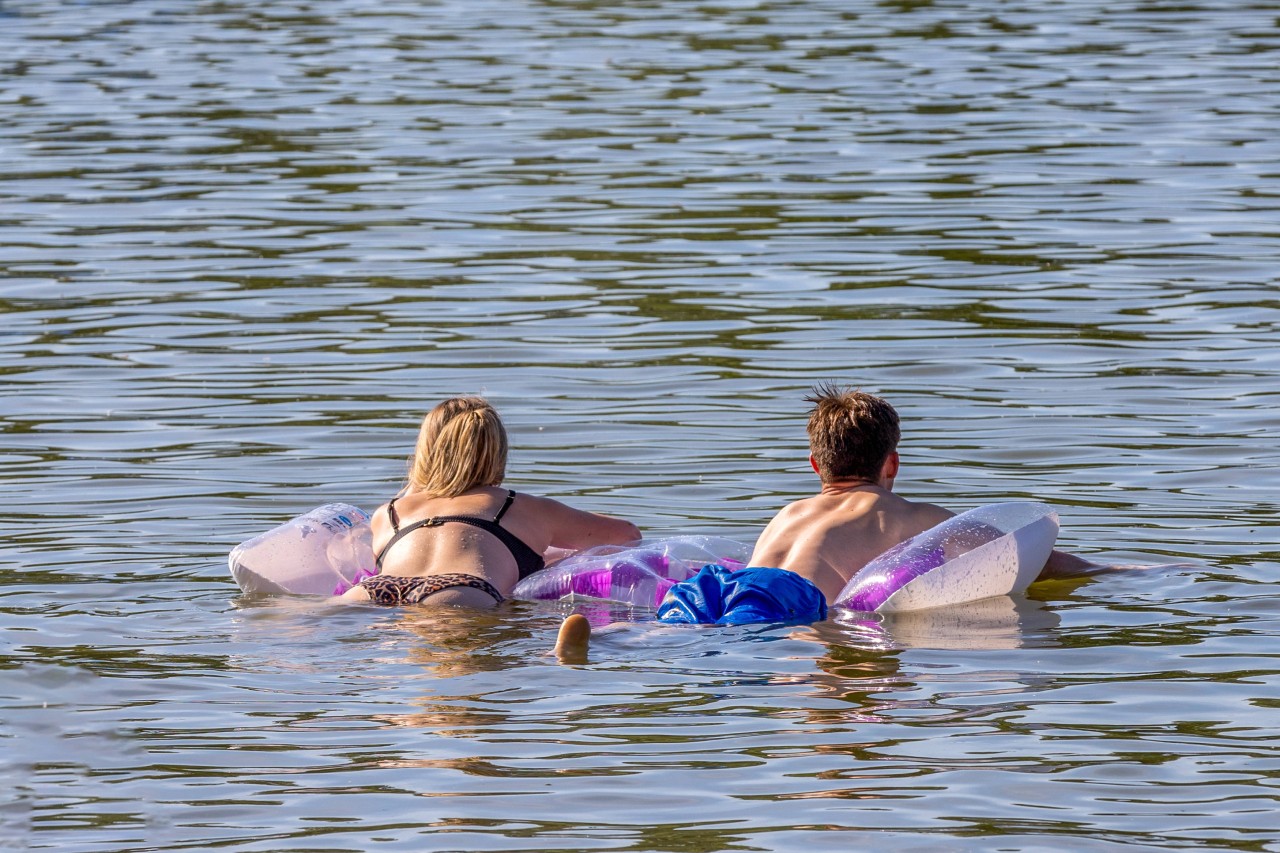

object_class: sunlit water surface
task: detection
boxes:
[2,0,1279,850]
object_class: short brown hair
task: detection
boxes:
[805,383,900,482]
[408,396,508,497]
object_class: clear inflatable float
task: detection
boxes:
[229,503,375,596]
[832,501,1060,613]
[227,501,1060,616]
[511,536,751,608]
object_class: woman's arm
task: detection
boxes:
[538,496,641,551]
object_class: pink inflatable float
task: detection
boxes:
[512,536,751,608]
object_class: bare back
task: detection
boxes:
[372,489,539,589]
[342,486,640,604]
[748,485,953,602]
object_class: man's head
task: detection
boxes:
[805,383,901,483]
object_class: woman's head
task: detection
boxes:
[408,396,508,497]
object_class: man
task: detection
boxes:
[557,384,1103,654]
[749,383,1102,603]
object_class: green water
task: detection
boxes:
[2,0,1278,850]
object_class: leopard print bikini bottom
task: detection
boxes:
[358,573,504,606]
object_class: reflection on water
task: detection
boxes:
[831,594,1062,651]
[2,0,1279,849]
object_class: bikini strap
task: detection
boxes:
[375,515,445,569]
[493,489,516,523]
[387,497,401,532]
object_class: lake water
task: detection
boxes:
[3,0,1279,849]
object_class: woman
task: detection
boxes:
[342,396,641,609]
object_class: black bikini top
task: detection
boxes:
[373,489,546,580]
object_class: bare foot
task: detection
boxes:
[554,613,591,662]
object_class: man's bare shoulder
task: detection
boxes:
[896,496,954,529]
[750,496,823,560]
[766,489,952,532]
[752,490,956,593]
[767,493,835,523]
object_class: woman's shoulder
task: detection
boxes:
[368,499,396,536]
[507,490,559,514]
[507,491,603,527]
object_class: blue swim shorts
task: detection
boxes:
[656,564,827,626]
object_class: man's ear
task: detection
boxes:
[882,451,900,481]
[810,454,820,476]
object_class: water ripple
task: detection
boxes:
[3,0,1280,850]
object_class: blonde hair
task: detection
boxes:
[407,397,508,497]
[806,383,900,483]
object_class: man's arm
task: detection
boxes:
[1038,549,1108,579]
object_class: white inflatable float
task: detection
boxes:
[229,503,376,595]
[832,501,1059,613]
